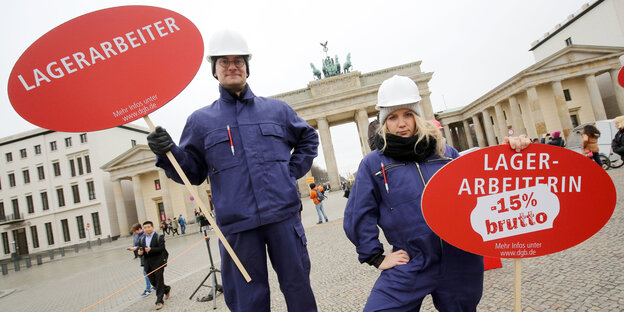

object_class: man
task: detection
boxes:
[178,214,186,234]
[147,29,318,311]
[138,221,171,310]
[309,183,329,224]
[128,223,153,297]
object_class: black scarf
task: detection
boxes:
[374,133,437,162]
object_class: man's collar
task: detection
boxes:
[146,232,154,238]
[219,84,253,102]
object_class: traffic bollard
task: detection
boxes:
[25,256,31,268]
[36,255,43,265]
[1,263,7,275]
[13,260,20,272]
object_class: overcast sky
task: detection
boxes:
[2,0,590,176]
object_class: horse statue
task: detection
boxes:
[335,55,341,74]
[343,53,352,73]
[310,63,322,80]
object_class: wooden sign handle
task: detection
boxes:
[514,258,522,312]
[143,115,251,282]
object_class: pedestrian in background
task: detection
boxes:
[344,75,530,311]
[128,223,154,298]
[612,116,624,160]
[170,217,180,236]
[178,214,186,234]
[547,130,565,147]
[138,221,171,310]
[582,124,602,167]
[309,183,328,224]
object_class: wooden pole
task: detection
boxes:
[143,116,251,282]
[514,258,522,311]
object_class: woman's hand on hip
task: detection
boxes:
[378,249,410,270]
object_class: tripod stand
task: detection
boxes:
[189,228,223,309]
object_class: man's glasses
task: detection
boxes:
[217,58,245,68]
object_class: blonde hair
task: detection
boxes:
[377,111,446,157]
[614,115,624,129]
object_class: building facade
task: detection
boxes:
[0,125,148,260]
[437,0,624,151]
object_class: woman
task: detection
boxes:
[343,75,529,311]
[612,116,624,160]
[547,131,565,147]
[582,124,602,167]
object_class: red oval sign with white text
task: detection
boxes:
[422,144,616,258]
[7,6,203,132]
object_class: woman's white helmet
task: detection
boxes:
[376,75,423,122]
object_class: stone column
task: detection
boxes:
[494,103,508,140]
[443,124,455,147]
[585,74,607,121]
[610,68,624,115]
[297,171,313,197]
[551,80,574,138]
[158,170,174,219]
[417,82,434,121]
[518,99,537,139]
[316,118,341,191]
[471,115,486,147]
[131,174,147,223]
[355,109,372,156]
[113,180,129,236]
[526,86,546,136]
[481,109,496,146]
[508,96,527,136]
[462,119,474,148]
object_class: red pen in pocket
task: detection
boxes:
[381,161,389,193]
[227,125,235,156]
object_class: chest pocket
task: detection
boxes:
[259,123,291,162]
[204,129,240,175]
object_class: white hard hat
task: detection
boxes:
[376,75,423,121]
[206,29,252,62]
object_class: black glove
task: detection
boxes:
[147,126,174,156]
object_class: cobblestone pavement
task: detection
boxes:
[1,167,623,311]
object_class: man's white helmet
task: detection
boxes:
[376,75,423,121]
[206,29,252,61]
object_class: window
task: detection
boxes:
[80,133,87,143]
[26,195,34,213]
[61,219,70,242]
[23,169,30,184]
[85,155,91,173]
[34,145,41,155]
[30,226,39,248]
[56,188,65,207]
[45,222,54,245]
[53,162,61,176]
[65,137,72,147]
[69,159,76,177]
[11,198,20,217]
[131,139,137,147]
[2,232,9,254]
[5,152,12,162]
[76,216,86,239]
[155,179,161,190]
[50,141,57,151]
[563,89,572,101]
[87,181,96,200]
[8,173,16,187]
[20,148,27,158]
[41,192,49,210]
[71,184,80,203]
[91,212,101,235]
[565,37,572,46]
[571,114,580,128]
[0,202,4,220]
[37,165,45,180]
[77,157,84,175]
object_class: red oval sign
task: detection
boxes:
[7,6,204,132]
[422,144,616,258]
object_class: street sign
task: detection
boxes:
[507,128,514,136]
[422,144,616,258]
[618,66,624,88]
[87,223,90,228]
[7,5,204,132]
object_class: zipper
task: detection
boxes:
[374,163,406,176]
[415,161,444,259]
